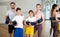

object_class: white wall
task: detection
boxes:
[13,0,42,12]
[0,0,42,23]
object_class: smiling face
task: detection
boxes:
[10,4,15,9]
[29,12,34,17]
[54,6,59,12]
[36,4,41,11]
[16,8,22,15]
[29,10,34,17]
[36,5,41,10]
[16,10,22,15]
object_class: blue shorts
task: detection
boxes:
[14,28,24,37]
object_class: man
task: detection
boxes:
[5,2,16,37]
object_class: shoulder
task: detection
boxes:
[7,10,11,12]
[40,12,44,16]
[26,17,30,20]
[21,15,24,18]
[6,10,11,14]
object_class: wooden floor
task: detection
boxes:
[0,20,60,37]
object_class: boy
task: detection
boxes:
[12,8,24,37]
[25,10,36,37]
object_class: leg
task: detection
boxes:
[25,26,30,37]
[53,29,58,37]
[19,28,24,37]
[30,27,34,37]
[34,25,38,34]
[8,25,14,37]
[9,33,12,37]
[14,28,19,37]
[30,35,33,37]
[38,24,42,37]
[53,22,58,37]
[50,27,53,35]
[25,34,29,37]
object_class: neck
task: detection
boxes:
[17,14,22,16]
[30,16,33,18]
[36,10,41,13]
[11,8,15,11]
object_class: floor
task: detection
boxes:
[0,20,60,37]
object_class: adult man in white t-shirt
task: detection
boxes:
[5,2,16,37]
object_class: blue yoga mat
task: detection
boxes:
[58,17,60,20]
[5,16,10,24]
[37,18,43,23]
[49,17,55,20]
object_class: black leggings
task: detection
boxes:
[51,22,58,37]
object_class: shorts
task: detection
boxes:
[8,25,14,34]
[58,24,60,30]
[14,28,24,37]
[25,25,34,36]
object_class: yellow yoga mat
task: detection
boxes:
[58,24,60,30]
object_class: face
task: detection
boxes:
[36,5,41,10]
[54,6,59,13]
[16,10,21,15]
[10,4,15,9]
[29,12,34,17]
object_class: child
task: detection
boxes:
[25,10,36,37]
[12,8,24,37]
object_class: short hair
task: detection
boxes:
[36,4,41,7]
[10,2,15,5]
[29,10,34,14]
[16,8,21,11]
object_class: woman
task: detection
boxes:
[34,4,44,37]
[50,4,59,37]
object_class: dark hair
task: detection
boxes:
[10,2,15,5]
[51,4,58,16]
[36,4,41,7]
[29,10,34,14]
[16,8,21,11]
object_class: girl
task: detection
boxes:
[24,10,36,37]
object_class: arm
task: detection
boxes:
[55,13,60,22]
[40,13,45,24]
[23,20,27,25]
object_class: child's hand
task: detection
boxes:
[29,23,32,26]
[36,23,39,25]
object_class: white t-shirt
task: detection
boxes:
[6,10,16,20]
[12,15,24,28]
[26,17,36,27]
